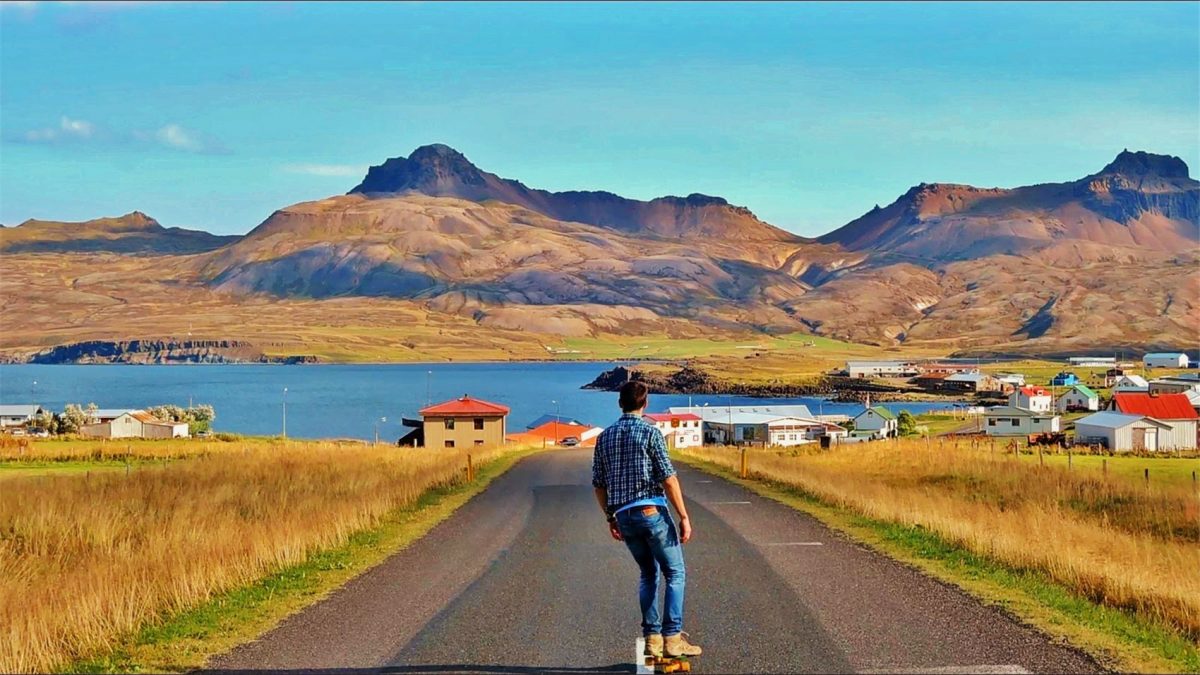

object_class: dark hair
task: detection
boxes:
[619,381,649,413]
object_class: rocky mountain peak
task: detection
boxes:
[351,143,488,194]
[1099,150,1190,179]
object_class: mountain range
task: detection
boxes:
[1,146,1196,361]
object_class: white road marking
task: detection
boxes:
[635,638,653,675]
[696,480,713,483]
[864,662,1032,667]
[711,500,751,505]
[764,542,824,546]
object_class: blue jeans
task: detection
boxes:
[615,504,686,637]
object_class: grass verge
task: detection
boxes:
[63,448,539,674]
[675,453,1200,674]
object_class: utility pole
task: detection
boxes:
[375,416,386,445]
[552,399,560,446]
[426,370,432,407]
[282,387,288,439]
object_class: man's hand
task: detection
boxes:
[678,515,693,544]
[608,521,623,541]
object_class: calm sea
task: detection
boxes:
[0,363,959,441]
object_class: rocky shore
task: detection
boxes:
[583,364,963,402]
[9,339,320,365]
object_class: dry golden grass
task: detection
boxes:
[0,436,358,462]
[680,441,1200,643]
[0,440,516,673]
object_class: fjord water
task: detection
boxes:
[0,363,956,441]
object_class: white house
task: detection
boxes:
[843,361,917,378]
[1056,385,1100,413]
[702,413,822,447]
[1068,356,1116,368]
[1009,386,1053,412]
[1074,412,1172,452]
[1148,374,1200,395]
[644,413,703,449]
[1143,353,1188,369]
[984,406,1061,436]
[1110,393,1197,450]
[79,411,189,439]
[1111,375,1150,393]
[996,373,1026,387]
[852,406,898,438]
[0,404,44,428]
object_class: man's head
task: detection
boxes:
[619,380,649,413]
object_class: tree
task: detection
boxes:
[59,404,91,434]
[897,410,918,437]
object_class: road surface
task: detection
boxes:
[211,450,1099,674]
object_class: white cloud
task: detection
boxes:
[9,117,227,154]
[282,163,366,177]
[20,115,95,143]
[154,124,205,152]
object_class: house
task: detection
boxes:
[79,411,189,439]
[984,406,1061,436]
[0,404,44,428]
[1110,393,1198,450]
[417,395,510,449]
[852,406,898,438]
[520,421,600,447]
[917,363,980,375]
[996,373,1026,387]
[1074,412,1173,452]
[1103,368,1126,387]
[1143,353,1188,369]
[1056,385,1099,412]
[1009,386,1053,412]
[1068,356,1116,368]
[944,372,1001,393]
[1111,375,1150,393]
[1148,374,1200,395]
[93,409,139,423]
[843,361,917,378]
[912,373,951,391]
[524,413,586,430]
[1049,372,1078,387]
[645,413,704,449]
[703,414,825,447]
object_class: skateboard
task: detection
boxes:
[644,654,692,673]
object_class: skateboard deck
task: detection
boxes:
[644,654,692,673]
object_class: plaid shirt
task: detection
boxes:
[592,413,676,513]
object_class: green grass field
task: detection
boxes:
[0,460,132,479]
[1012,453,1200,489]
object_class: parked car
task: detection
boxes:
[560,436,580,447]
[29,429,50,438]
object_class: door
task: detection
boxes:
[1145,429,1158,452]
[1132,427,1145,451]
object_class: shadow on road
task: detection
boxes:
[198,665,634,674]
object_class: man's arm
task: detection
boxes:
[594,486,622,541]
[663,475,692,544]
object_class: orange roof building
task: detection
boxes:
[419,395,509,450]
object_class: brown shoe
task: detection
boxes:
[664,632,702,657]
[644,634,664,657]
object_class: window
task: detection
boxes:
[474,440,484,446]
[474,418,484,430]
[988,419,996,427]
[445,418,455,430]
[445,440,455,448]
[1011,419,1019,427]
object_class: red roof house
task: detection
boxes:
[644,413,703,424]
[1019,386,1051,397]
[419,395,510,417]
[1112,393,1199,420]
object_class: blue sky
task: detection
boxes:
[2,2,1197,236]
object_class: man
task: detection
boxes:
[592,381,702,659]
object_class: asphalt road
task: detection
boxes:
[210,451,1100,674]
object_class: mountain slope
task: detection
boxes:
[350,144,799,241]
[197,192,833,335]
[820,150,1199,260]
[0,212,237,255]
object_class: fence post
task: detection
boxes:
[1144,467,1149,487]
[740,447,748,479]
[1102,458,1107,480]
[467,453,474,482]
[1067,448,1072,470]
[1038,445,1043,467]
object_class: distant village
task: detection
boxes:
[2,352,1197,454]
